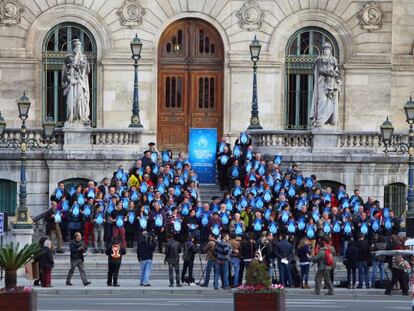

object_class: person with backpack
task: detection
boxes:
[311,237,336,295]
[214,233,232,290]
[105,238,126,287]
[164,234,182,287]
[181,234,199,285]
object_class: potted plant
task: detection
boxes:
[234,260,286,311]
[0,242,42,311]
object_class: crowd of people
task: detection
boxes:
[38,135,411,295]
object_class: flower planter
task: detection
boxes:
[234,292,285,311]
[0,291,37,311]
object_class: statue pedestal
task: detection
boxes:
[63,122,92,151]
[12,226,34,248]
[311,127,340,153]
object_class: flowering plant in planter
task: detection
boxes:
[236,283,286,294]
[234,258,286,311]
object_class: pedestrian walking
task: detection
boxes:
[66,232,91,286]
[311,237,335,295]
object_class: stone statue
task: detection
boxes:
[62,39,90,124]
[310,42,341,128]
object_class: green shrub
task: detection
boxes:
[245,260,271,287]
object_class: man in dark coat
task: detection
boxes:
[66,232,91,286]
[275,233,294,287]
[164,235,182,287]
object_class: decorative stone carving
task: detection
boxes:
[118,0,146,28]
[0,0,23,26]
[358,2,383,31]
[236,0,264,31]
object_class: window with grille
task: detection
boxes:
[42,23,97,127]
[384,183,406,217]
[285,27,339,130]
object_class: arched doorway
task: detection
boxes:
[157,18,224,151]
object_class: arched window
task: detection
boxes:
[319,180,345,196]
[60,178,92,190]
[0,179,17,215]
[384,183,406,217]
[42,23,97,127]
[285,27,339,130]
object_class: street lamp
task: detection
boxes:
[379,97,414,238]
[129,33,143,128]
[0,93,56,228]
[247,35,263,130]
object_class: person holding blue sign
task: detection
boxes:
[83,198,95,249]
[149,202,166,253]
[109,201,127,249]
[216,138,232,191]
[92,202,105,254]
[44,201,64,253]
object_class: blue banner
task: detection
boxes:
[188,128,217,184]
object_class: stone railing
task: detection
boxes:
[1,128,64,150]
[91,129,142,147]
[248,130,312,151]
[338,132,408,152]
[248,130,409,155]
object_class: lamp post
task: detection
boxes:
[0,93,56,228]
[129,33,143,128]
[247,35,263,130]
[380,97,414,238]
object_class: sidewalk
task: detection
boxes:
[0,277,393,296]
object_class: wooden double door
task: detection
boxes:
[157,18,224,151]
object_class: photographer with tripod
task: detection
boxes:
[137,231,157,286]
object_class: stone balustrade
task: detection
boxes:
[1,128,64,150]
[248,130,409,155]
[90,129,142,150]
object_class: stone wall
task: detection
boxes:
[0,0,412,135]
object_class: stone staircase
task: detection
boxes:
[198,183,226,202]
[35,182,362,284]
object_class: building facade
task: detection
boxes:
[0,0,413,218]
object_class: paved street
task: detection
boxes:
[37,292,411,311]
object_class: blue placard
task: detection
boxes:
[188,128,217,183]
[0,213,3,236]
